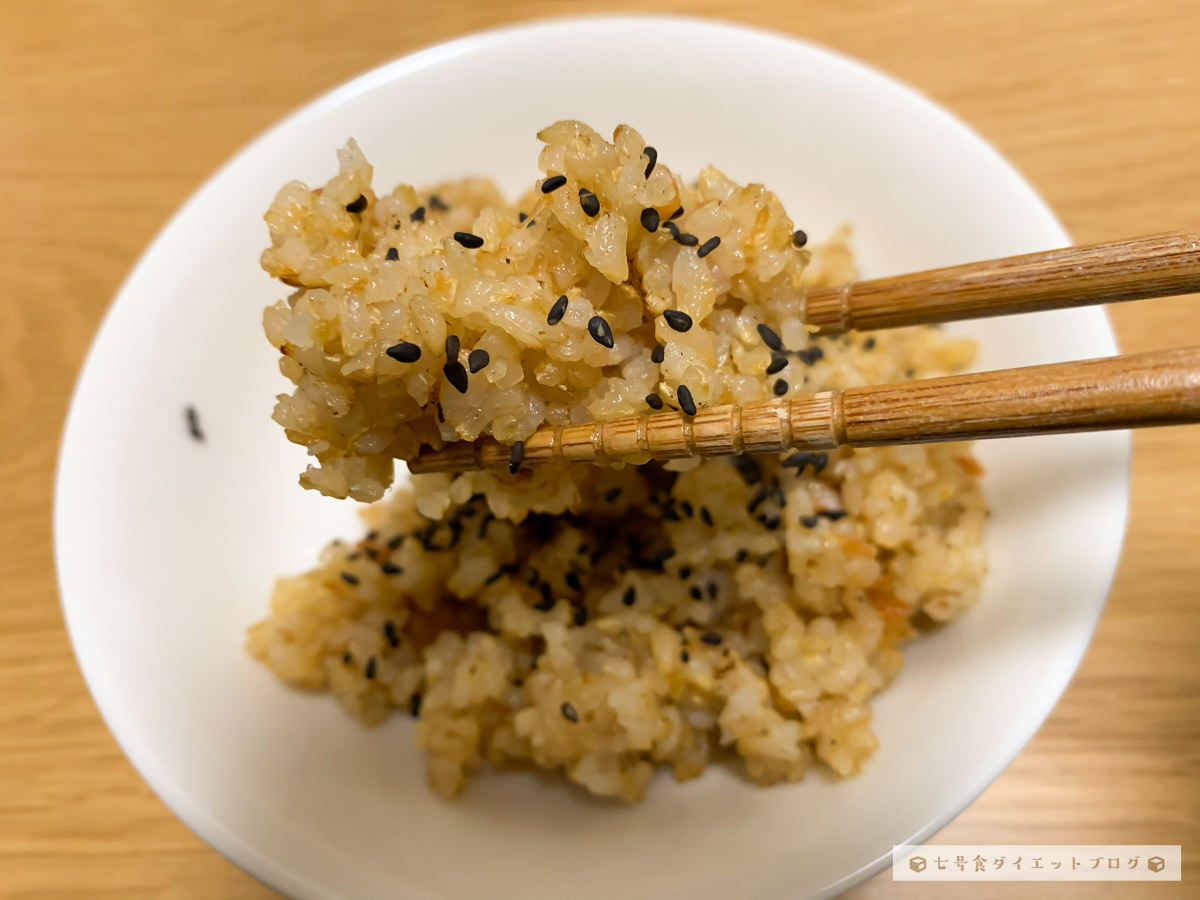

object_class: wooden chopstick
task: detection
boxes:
[407,347,1200,474]
[804,231,1200,333]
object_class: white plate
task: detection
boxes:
[55,15,1128,900]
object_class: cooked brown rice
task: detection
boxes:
[247,121,987,802]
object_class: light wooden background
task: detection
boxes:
[2,1,1197,897]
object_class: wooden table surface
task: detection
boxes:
[2,1,1197,897]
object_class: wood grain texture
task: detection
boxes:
[1,1,1197,898]
[409,348,1200,472]
[804,231,1200,333]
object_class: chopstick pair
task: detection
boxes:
[409,231,1200,474]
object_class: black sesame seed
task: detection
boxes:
[642,146,657,178]
[587,315,614,349]
[577,543,589,555]
[546,294,568,326]
[674,232,699,247]
[409,205,426,222]
[364,656,377,679]
[622,586,636,606]
[508,440,525,475]
[429,195,448,211]
[345,194,368,214]
[700,506,714,526]
[385,341,422,363]
[518,211,528,223]
[800,515,820,528]
[653,547,676,564]
[541,174,567,193]
[663,221,680,239]
[680,650,690,662]
[679,566,692,579]
[664,309,693,332]
[453,231,484,249]
[757,323,784,351]
[905,368,916,378]
[387,535,404,550]
[579,188,600,217]
[383,620,399,648]
[797,346,825,365]
[535,593,555,612]
[782,451,829,475]
[409,693,422,717]
[184,405,204,441]
[766,355,788,376]
[646,393,664,410]
[760,513,782,530]
[485,570,506,585]
[526,218,536,228]
[820,509,848,521]
[384,247,399,261]
[445,334,460,359]
[676,385,697,416]
[680,501,694,518]
[773,379,789,396]
[651,343,665,364]
[734,455,763,485]
[792,229,808,248]
[697,236,721,258]
[342,651,353,664]
[573,606,588,626]
[863,337,876,350]
[662,507,681,522]
[748,486,769,514]
[443,361,469,394]
[525,568,540,587]
[707,582,718,600]
[640,208,660,232]
[700,632,723,646]
[735,549,749,563]
[365,529,379,541]
[689,586,703,601]
[340,572,359,586]
[381,562,403,575]
[605,487,623,503]
[468,349,490,374]
[561,701,579,723]
[565,570,582,591]
[668,206,684,220]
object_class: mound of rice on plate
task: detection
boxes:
[247,121,987,802]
